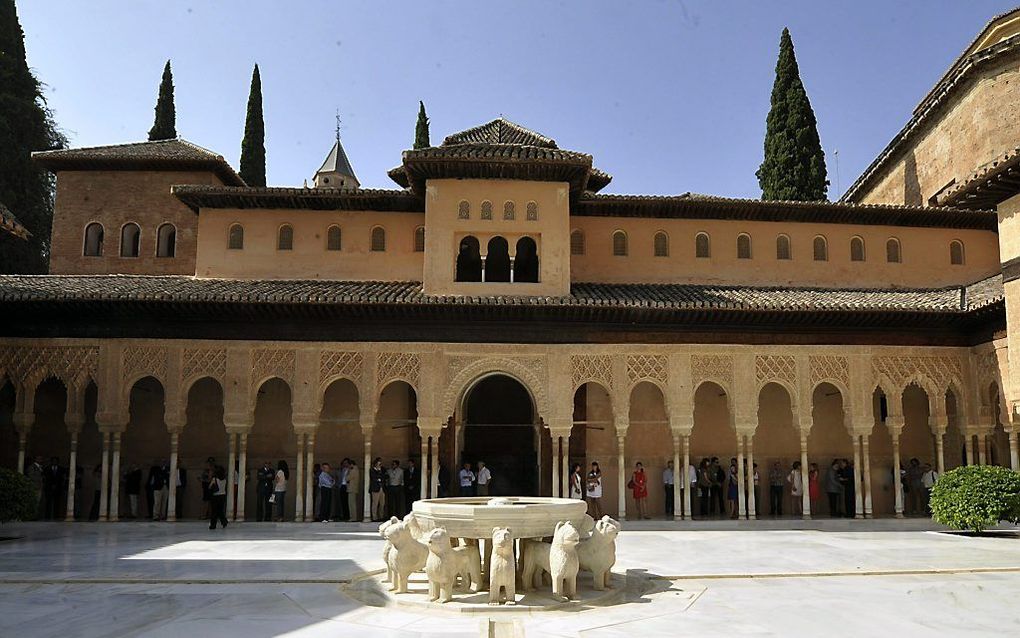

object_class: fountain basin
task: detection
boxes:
[411,496,588,539]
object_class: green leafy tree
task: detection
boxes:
[756,28,828,201]
[239,64,266,186]
[929,465,1020,533]
[414,100,430,149]
[0,467,38,523]
[0,0,66,274]
[148,60,177,141]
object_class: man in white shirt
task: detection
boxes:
[459,463,476,497]
[387,460,405,518]
[687,463,698,518]
[663,461,675,517]
[476,461,492,496]
[920,463,938,515]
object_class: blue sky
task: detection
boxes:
[17,1,1019,197]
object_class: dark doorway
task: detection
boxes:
[462,375,537,496]
[485,237,511,282]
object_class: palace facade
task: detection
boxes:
[3,10,1020,524]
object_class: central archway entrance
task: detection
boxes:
[461,375,538,496]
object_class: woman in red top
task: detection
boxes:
[630,462,649,520]
[808,463,821,513]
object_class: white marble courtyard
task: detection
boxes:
[1,520,1019,637]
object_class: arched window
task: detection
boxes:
[850,236,865,262]
[526,201,538,221]
[480,200,493,220]
[228,223,244,250]
[370,226,386,252]
[456,236,482,281]
[514,236,539,282]
[413,226,425,252]
[458,200,470,220]
[570,229,585,256]
[812,235,828,261]
[156,223,176,258]
[277,224,293,251]
[736,233,752,259]
[950,240,965,265]
[120,222,140,258]
[503,201,515,221]
[886,238,901,263]
[653,231,669,257]
[776,234,791,260]
[486,236,511,282]
[326,225,342,251]
[612,230,628,256]
[695,232,711,258]
[83,222,104,257]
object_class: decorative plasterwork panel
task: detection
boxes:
[571,354,613,390]
[182,348,227,385]
[320,350,363,385]
[755,355,796,388]
[0,345,99,386]
[691,354,732,389]
[810,355,849,389]
[872,355,963,392]
[974,351,999,388]
[123,346,168,385]
[250,348,295,391]
[377,352,421,387]
[627,354,667,386]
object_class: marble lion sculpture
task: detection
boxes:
[379,516,400,583]
[576,515,620,590]
[424,528,482,603]
[486,497,513,506]
[521,521,581,600]
[383,519,429,594]
[402,511,425,541]
[488,527,516,605]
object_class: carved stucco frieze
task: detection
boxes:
[182,347,227,386]
[571,354,613,391]
[250,348,296,391]
[691,354,733,390]
[377,352,421,387]
[755,354,796,388]
[319,350,363,386]
[123,346,168,385]
[0,345,99,387]
[442,355,549,418]
[809,355,849,389]
[626,354,667,387]
[872,355,963,393]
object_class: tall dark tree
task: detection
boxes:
[413,100,430,149]
[239,64,266,186]
[148,60,177,141]
[0,0,66,273]
[756,28,828,201]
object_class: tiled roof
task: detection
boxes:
[938,147,1020,209]
[404,144,591,164]
[172,185,423,213]
[316,139,358,183]
[0,203,30,240]
[33,139,245,186]
[442,118,558,148]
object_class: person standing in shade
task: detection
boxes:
[476,461,491,496]
[174,463,187,520]
[569,463,584,500]
[663,461,675,518]
[787,461,804,516]
[586,462,603,518]
[337,459,351,522]
[208,465,228,530]
[88,464,102,521]
[630,462,649,520]
[768,461,784,517]
[921,463,938,515]
[906,458,924,516]
[752,462,761,517]
[386,460,405,518]
[826,460,843,517]
[369,458,386,522]
[710,458,724,516]
[697,459,712,516]
[124,464,142,519]
[273,460,289,522]
[25,456,44,519]
[200,457,214,520]
[458,462,475,497]
[346,460,360,521]
[256,461,274,522]
[43,457,64,520]
[73,465,84,520]
[841,458,856,518]
[808,463,821,514]
[404,459,420,506]
[727,459,739,519]
[318,462,335,522]
[149,460,169,521]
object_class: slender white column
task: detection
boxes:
[799,433,810,519]
[862,435,873,518]
[167,431,179,522]
[65,432,78,521]
[978,434,988,466]
[672,434,682,521]
[892,434,904,518]
[736,435,746,520]
[16,431,27,474]
[363,439,372,522]
[964,434,975,466]
[616,435,626,520]
[226,432,237,521]
[509,257,516,283]
[935,432,946,476]
[550,437,561,498]
[746,437,756,520]
[304,432,315,521]
[109,433,121,522]
[682,434,692,520]
[1010,430,1019,471]
[237,433,248,522]
[421,437,429,499]
[294,433,305,522]
[429,437,439,500]
[852,435,863,519]
[99,432,110,521]
[559,434,569,499]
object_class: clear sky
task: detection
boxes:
[17,1,1020,198]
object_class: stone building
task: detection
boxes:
[2,10,1020,524]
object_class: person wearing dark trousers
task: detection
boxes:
[840,459,856,519]
[146,463,159,519]
[318,462,335,522]
[256,461,274,522]
[125,465,142,519]
[697,459,712,516]
[174,465,187,520]
[43,457,65,520]
[663,461,675,518]
[386,460,405,518]
[88,464,102,521]
[826,460,842,517]
[404,459,420,506]
[209,465,228,530]
[769,462,784,516]
[336,459,350,522]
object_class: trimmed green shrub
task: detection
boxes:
[0,467,38,523]
[929,465,1020,532]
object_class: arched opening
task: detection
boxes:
[653,231,669,257]
[989,383,1011,467]
[691,381,736,518]
[456,236,482,282]
[886,238,901,263]
[695,232,711,258]
[28,378,69,520]
[944,389,966,470]
[326,225,342,251]
[156,223,176,258]
[485,236,511,282]
[870,387,895,515]
[503,201,515,221]
[776,234,791,260]
[514,236,539,283]
[315,378,362,522]
[808,382,850,517]
[755,383,799,517]
[83,223,104,256]
[480,200,493,220]
[413,226,425,253]
[850,236,865,262]
[900,383,933,516]
[458,200,470,219]
[736,233,752,259]
[278,224,294,250]
[526,201,538,221]
[181,378,226,521]
[370,226,386,252]
[812,236,828,261]
[122,376,170,520]
[0,379,16,470]
[612,230,628,256]
[572,382,613,515]
[78,382,101,521]
[461,375,537,496]
[250,378,297,520]
[950,240,965,265]
[374,381,419,520]
[120,223,140,258]
[228,224,244,250]
[570,230,585,256]
[626,382,671,518]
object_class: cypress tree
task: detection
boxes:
[0,0,66,273]
[148,60,177,141]
[239,64,266,186]
[413,100,430,149]
[756,28,828,201]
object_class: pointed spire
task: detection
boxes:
[314,110,359,189]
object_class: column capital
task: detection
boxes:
[884,416,905,435]
[928,414,949,435]
[668,413,694,436]
[733,415,756,435]
[12,412,33,432]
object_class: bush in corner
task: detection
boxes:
[0,467,38,524]
[929,465,1020,533]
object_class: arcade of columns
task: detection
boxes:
[2,338,1018,523]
